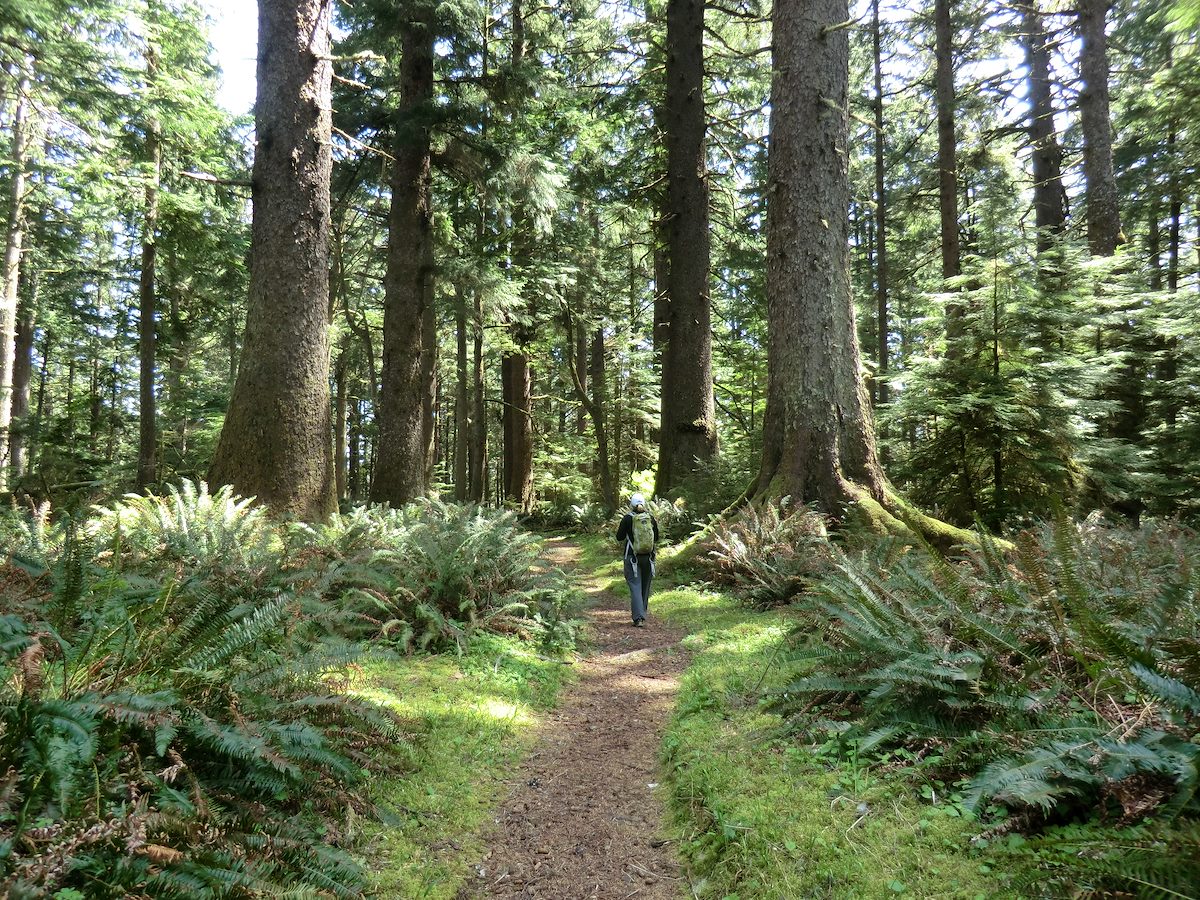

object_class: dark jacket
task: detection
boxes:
[616,512,660,558]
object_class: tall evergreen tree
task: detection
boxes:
[1077,0,1123,256]
[137,41,161,490]
[755,0,886,510]
[656,0,717,495]
[0,64,30,489]
[371,0,435,506]
[209,0,336,520]
[1020,0,1067,254]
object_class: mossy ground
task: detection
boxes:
[649,581,1008,899]
[352,532,1009,899]
[353,634,573,898]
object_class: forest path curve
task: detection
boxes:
[458,538,690,900]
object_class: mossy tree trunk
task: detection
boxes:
[208,0,336,521]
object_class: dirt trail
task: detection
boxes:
[459,539,690,900]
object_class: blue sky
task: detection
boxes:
[202,0,257,115]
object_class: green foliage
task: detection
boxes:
[1005,821,1200,899]
[294,500,576,655]
[0,488,574,896]
[702,501,832,607]
[883,195,1092,529]
[649,585,1005,898]
[0,529,403,898]
[88,479,275,575]
[771,518,1200,887]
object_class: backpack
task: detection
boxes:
[630,511,656,556]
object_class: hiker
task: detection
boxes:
[616,493,660,627]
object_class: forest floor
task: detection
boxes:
[458,538,690,900]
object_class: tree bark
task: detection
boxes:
[575,321,588,435]
[348,395,361,500]
[1077,0,1122,256]
[501,352,514,499]
[656,0,717,496]
[421,254,437,487]
[208,0,337,520]
[371,6,434,505]
[504,337,534,513]
[1021,0,1067,254]
[871,0,889,405]
[334,348,348,502]
[165,247,189,459]
[9,271,35,482]
[755,0,886,510]
[137,46,161,490]
[454,284,469,499]
[0,66,30,490]
[33,327,51,470]
[469,287,487,502]
[935,0,961,283]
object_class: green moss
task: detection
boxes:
[653,586,1007,899]
[354,636,572,898]
[883,490,1014,553]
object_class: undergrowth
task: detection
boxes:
[291,500,576,654]
[701,500,833,607]
[651,585,1004,898]
[767,516,1200,896]
[0,481,577,897]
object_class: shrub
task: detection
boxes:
[0,532,403,898]
[0,501,62,566]
[88,479,276,577]
[1,489,575,896]
[667,448,757,525]
[771,519,1200,829]
[294,500,576,654]
[1006,821,1200,898]
[702,501,832,607]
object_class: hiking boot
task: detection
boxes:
[634,618,645,628]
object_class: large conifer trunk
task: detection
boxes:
[934,0,961,282]
[870,0,889,405]
[656,0,717,496]
[0,67,30,491]
[1077,0,1122,256]
[208,0,336,520]
[9,279,35,482]
[754,0,886,510]
[1021,0,1067,253]
[137,50,161,491]
[505,348,534,513]
[371,10,434,505]
[454,285,469,500]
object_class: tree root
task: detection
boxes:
[845,485,1014,553]
[660,482,1012,568]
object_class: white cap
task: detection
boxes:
[630,493,646,510]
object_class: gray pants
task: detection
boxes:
[623,553,655,622]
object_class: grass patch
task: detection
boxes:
[571,531,624,583]
[353,633,573,898]
[652,585,1007,899]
